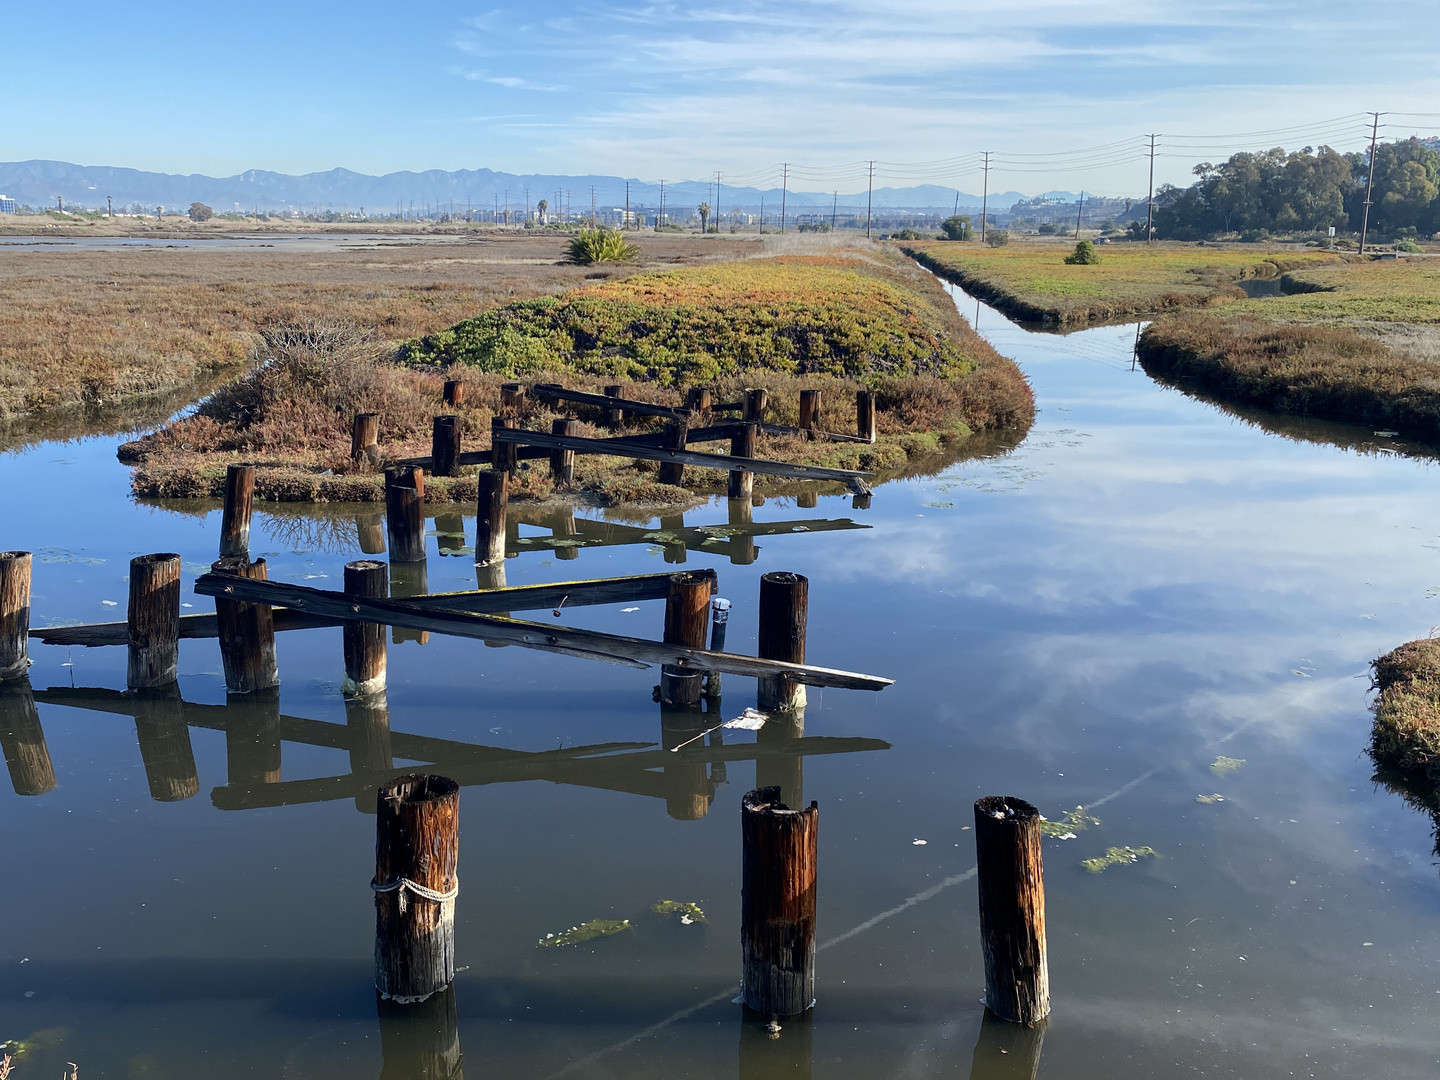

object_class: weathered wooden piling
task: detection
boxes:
[743,388,769,424]
[212,556,278,694]
[856,390,877,443]
[546,418,576,485]
[442,379,464,407]
[0,679,56,796]
[741,786,818,1017]
[968,1006,1046,1080]
[474,470,508,568]
[974,796,1049,1025]
[798,390,822,436]
[757,572,807,711]
[128,553,181,689]
[0,551,32,681]
[491,417,518,474]
[500,382,526,414]
[430,416,460,478]
[686,387,712,418]
[705,596,731,699]
[658,419,689,486]
[356,513,387,555]
[729,422,757,501]
[661,570,711,706]
[375,774,460,1003]
[343,560,388,696]
[377,983,464,1080]
[353,412,380,464]
[219,464,255,558]
[603,384,624,427]
[385,467,427,564]
[133,684,199,801]
[224,687,282,787]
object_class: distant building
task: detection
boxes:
[0,195,15,214]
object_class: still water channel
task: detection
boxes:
[3,283,1440,1078]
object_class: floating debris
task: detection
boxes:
[1040,806,1101,838]
[922,501,955,509]
[36,547,105,565]
[1210,756,1246,775]
[1196,793,1226,804]
[694,525,745,539]
[642,531,681,544]
[912,839,928,846]
[1082,846,1157,873]
[538,919,632,948]
[652,900,706,925]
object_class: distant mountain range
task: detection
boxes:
[0,160,1076,215]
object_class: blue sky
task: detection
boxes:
[3,0,1438,194]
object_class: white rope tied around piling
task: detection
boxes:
[372,876,459,915]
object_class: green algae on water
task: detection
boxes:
[1211,756,1246,775]
[652,900,706,924]
[1196,793,1226,804]
[1081,846,1157,873]
[1040,805,1101,839]
[538,918,632,948]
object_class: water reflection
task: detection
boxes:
[967,1009,1045,1080]
[377,985,464,1080]
[1373,763,1440,862]
[738,1006,812,1080]
[0,678,56,795]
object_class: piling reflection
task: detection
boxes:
[133,684,199,802]
[756,708,804,809]
[224,687,281,787]
[0,678,57,795]
[377,985,463,1080]
[434,512,468,556]
[660,701,716,820]
[967,1009,1045,1080]
[738,1005,812,1080]
[355,513,387,555]
[390,561,430,645]
[347,691,393,814]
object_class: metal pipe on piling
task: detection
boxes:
[375,773,460,1003]
[661,571,711,706]
[430,416,460,478]
[219,464,255,557]
[973,796,1050,1025]
[343,560,388,697]
[741,785,818,1018]
[474,471,508,568]
[729,422,757,501]
[757,572,807,711]
[128,553,181,689]
[0,551,32,681]
[213,555,278,693]
[385,467,428,564]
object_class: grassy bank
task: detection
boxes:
[123,249,1034,505]
[1371,638,1440,781]
[900,239,1338,325]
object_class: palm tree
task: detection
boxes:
[536,199,548,225]
[698,202,711,232]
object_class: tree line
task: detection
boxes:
[1147,138,1440,241]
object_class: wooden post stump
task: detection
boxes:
[0,551,32,681]
[224,687,281,787]
[0,679,56,796]
[375,774,460,1003]
[491,417,518,474]
[743,388,769,425]
[213,556,278,694]
[798,390,822,436]
[757,572,807,711]
[549,418,577,485]
[686,386,712,421]
[602,384,624,427]
[474,471,508,568]
[741,786,818,1017]
[729,422,757,501]
[442,380,464,407]
[133,685,199,801]
[500,382,526,415]
[856,390,877,444]
[974,796,1049,1025]
[431,416,460,478]
[353,413,380,465]
[356,513,387,555]
[343,560,388,696]
[219,464,255,557]
[661,570,711,706]
[128,553,181,689]
[385,467,427,564]
[658,419,689,487]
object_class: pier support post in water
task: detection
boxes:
[128,553,181,689]
[757,572,807,712]
[431,416,460,478]
[375,774,460,1003]
[856,390,877,444]
[658,419,689,487]
[491,417,518,475]
[549,418,576,485]
[219,464,255,558]
[343,560,388,697]
[353,412,380,465]
[442,379,464,408]
[799,390,821,436]
[743,388,768,425]
[661,571,711,707]
[741,786,818,1017]
[729,422,757,501]
[0,679,56,796]
[134,685,199,802]
[475,471,508,568]
[377,983,464,1080]
[974,796,1049,1025]
[603,384,624,427]
[0,551,32,681]
[385,467,427,564]
[213,556,278,694]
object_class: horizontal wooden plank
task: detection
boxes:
[531,383,693,421]
[492,428,874,485]
[193,573,893,691]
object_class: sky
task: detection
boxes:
[3,0,1439,195]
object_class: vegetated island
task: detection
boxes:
[121,248,1034,506]
[1369,637,1440,857]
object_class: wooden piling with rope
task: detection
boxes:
[757,572,807,711]
[973,796,1049,1025]
[0,551,32,681]
[385,467,427,564]
[741,785,818,1018]
[219,464,255,558]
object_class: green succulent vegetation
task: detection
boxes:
[1081,846,1158,873]
[1064,240,1101,265]
[652,900,706,923]
[566,227,640,265]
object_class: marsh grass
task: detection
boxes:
[1370,638,1440,779]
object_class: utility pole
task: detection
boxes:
[1075,191,1085,238]
[524,187,530,225]
[1145,134,1157,244]
[953,190,959,217]
[780,163,789,233]
[107,195,113,218]
[759,195,764,234]
[716,171,722,232]
[865,160,875,238]
[659,180,665,229]
[625,181,630,229]
[503,190,509,226]
[980,152,990,243]
[1359,111,1384,255]
[590,185,596,223]
[832,190,838,231]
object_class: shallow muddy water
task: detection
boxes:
[4,283,1440,1079]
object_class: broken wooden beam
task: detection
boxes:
[193,573,893,691]
[531,383,692,421]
